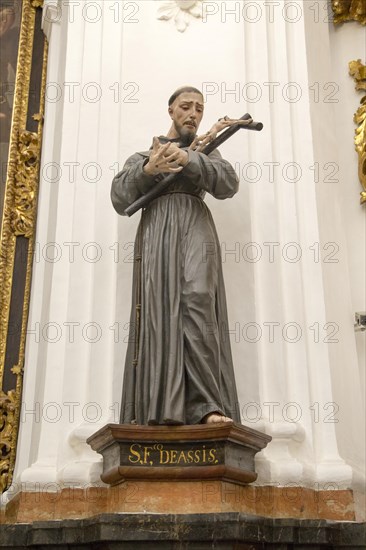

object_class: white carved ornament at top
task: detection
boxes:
[157,0,203,32]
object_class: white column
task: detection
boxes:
[9,0,69,492]
[304,0,365,489]
[244,0,352,487]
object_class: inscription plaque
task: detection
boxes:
[126,443,221,466]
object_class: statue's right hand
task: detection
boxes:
[143,137,184,176]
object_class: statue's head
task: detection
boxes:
[167,86,204,146]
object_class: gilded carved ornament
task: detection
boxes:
[349,60,366,204]
[332,0,366,24]
[0,391,16,494]
[11,130,41,238]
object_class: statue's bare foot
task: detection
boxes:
[202,412,233,424]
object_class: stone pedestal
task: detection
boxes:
[1,418,358,522]
[87,423,271,486]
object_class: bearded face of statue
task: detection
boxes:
[168,91,204,146]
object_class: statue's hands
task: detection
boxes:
[144,137,188,176]
[189,116,253,152]
[163,141,189,167]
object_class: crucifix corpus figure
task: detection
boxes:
[111,86,242,426]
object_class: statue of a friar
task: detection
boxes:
[111,86,242,426]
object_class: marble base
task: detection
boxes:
[1,485,357,523]
[0,513,365,548]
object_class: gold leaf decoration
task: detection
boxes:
[349,60,366,91]
[332,0,366,24]
[349,60,366,204]
[10,130,40,238]
[0,391,17,494]
[11,363,23,376]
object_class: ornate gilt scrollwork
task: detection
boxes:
[0,391,17,494]
[11,130,41,237]
[332,0,366,24]
[349,60,366,204]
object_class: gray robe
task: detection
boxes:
[111,137,241,425]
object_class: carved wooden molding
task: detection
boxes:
[349,60,366,204]
[0,391,16,493]
[11,131,41,238]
